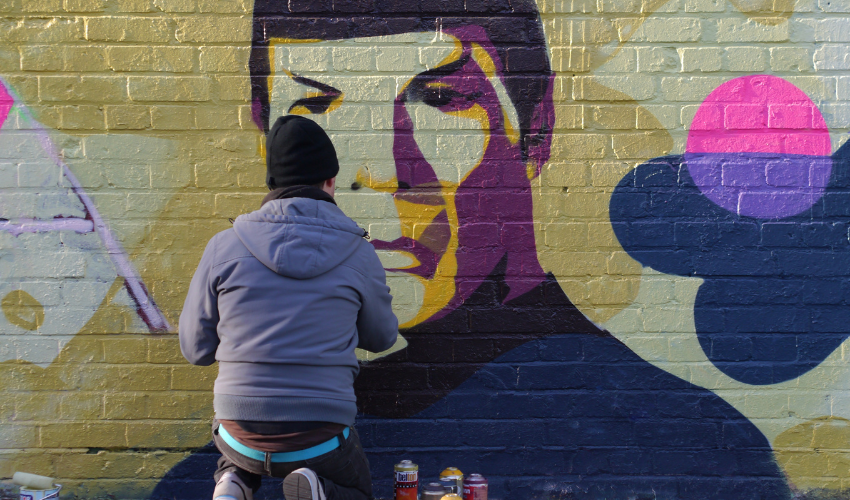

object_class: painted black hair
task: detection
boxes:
[249,0,553,163]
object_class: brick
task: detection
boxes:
[215,75,250,101]
[679,47,723,72]
[128,76,210,102]
[170,365,216,390]
[55,451,148,479]
[153,0,196,12]
[20,45,63,71]
[40,423,127,448]
[1,17,84,43]
[638,105,679,129]
[175,16,250,43]
[661,76,726,101]
[103,338,148,363]
[199,0,251,12]
[637,47,679,72]
[626,18,702,42]
[716,17,789,42]
[115,0,155,10]
[63,45,109,71]
[107,46,195,72]
[819,0,850,11]
[151,105,196,130]
[105,105,151,130]
[542,161,589,188]
[199,46,248,73]
[85,17,172,42]
[586,105,637,129]
[770,47,814,72]
[613,131,672,159]
[22,0,63,12]
[724,46,767,72]
[126,421,211,448]
[550,47,591,72]
[59,392,103,420]
[64,0,107,11]
[574,76,655,100]
[61,105,106,130]
[551,134,608,159]
[147,338,183,363]
[684,0,723,11]
[38,76,127,103]
[815,44,850,70]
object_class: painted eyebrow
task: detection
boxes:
[286,72,341,97]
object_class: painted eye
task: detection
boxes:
[410,81,481,111]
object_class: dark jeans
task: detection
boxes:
[212,420,372,500]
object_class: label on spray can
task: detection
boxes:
[462,473,488,500]
[394,460,418,500]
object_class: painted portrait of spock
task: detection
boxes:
[154,1,792,499]
[247,0,567,418]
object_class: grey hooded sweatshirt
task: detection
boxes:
[179,197,398,426]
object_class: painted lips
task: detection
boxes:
[371,209,451,279]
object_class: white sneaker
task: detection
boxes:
[213,471,253,500]
[283,468,327,500]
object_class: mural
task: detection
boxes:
[0,79,169,361]
[158,3,804,500]
[2,0,850,498]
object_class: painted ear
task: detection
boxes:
[524,74,555,179]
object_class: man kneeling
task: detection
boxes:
[180,115,399,500]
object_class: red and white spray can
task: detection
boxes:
[462,473,488,500]
[394,460,418,500]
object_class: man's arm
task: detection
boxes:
[179,235,221,366]
[356,250,399,353]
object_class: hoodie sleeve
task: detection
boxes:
[179,234,221,366]
[356,246,399,353]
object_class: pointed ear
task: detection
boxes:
[525,74,556,179]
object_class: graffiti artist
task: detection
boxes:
[178,115,399,500]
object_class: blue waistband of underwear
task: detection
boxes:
[218,424,350,463]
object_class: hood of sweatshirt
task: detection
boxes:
[233,198,367,279]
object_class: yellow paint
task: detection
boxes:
[471,43,519,144]
[775,417,850,490]
[2,290,45,331]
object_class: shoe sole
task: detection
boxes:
[283,474,316,500]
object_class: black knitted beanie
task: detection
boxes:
[266,115,339,189]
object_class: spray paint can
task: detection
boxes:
[440,476,458,494]
[462,474,488,500]
[422,482,447,500]
[440,467,464,494]
[394,460,418,500]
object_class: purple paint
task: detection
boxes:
[362,27,556,321]
[0,217,94,237]
[685,152,831,218]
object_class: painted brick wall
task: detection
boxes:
[1,0,850,498]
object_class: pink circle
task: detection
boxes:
[685,75,832,218]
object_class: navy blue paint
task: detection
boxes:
[609,143,850,385]
[153,278,791,500]
[152,334,790,500]
[359,334,790,500]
